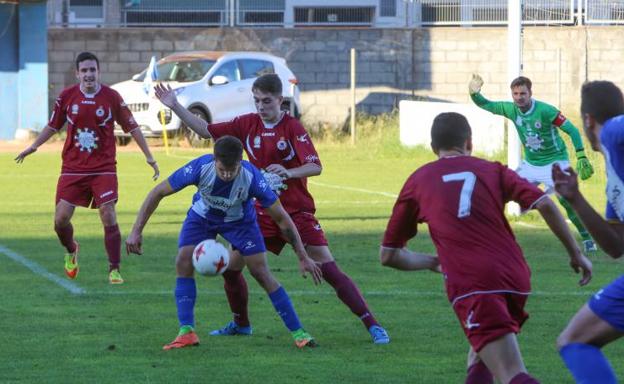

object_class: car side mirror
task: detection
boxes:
[211,75,229,86]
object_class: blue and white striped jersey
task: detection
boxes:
[168,154,277,223]
[601,115,624,222]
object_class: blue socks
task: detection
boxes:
[175,277,197,328]
[560,343,617,384]
[268,286,302,332]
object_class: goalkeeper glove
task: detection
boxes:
[575,150,594,180]
[468,74,484,95]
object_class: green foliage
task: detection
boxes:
[0,141,620,383]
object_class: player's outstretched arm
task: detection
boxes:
[14,126,58,163]
[265,162,322,179]
[129,129,160,180]
[553,164,624,258]
[535,196,592,286]
[265,200,323,285]
[154,83,211,139]
[126,180,176,255]
[380,246,440,272]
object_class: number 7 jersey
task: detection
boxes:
[382,155,546,303]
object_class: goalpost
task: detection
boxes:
[507,0,523,215]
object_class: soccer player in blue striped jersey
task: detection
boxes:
[126,135,322,349]
[553,80,624,383]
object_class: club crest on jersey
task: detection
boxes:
[74,127,99,153]
[534,121,542,129]
[277,138,287,151]
[96,106,105,117]
[71,104,79,114]
[253,136,261,148]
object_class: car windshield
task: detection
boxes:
[133,59,217,83]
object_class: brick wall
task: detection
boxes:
[48,26,624,126]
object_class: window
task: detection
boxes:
[380,0,397,17]
[69,0,103,21]
[212,61,240,83]
[238,59,274,80]
[294,7,375,25]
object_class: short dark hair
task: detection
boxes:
[214,135,243,167]
[75,52,99,70]
[431,112,472,152]
[252,73,282,96]
[510,76,532,91]
[581,80,624,124]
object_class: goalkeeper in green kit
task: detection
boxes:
[469,74,597,253]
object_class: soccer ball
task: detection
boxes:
[192,239,229,276]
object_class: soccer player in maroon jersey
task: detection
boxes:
[15,52,159,284]
[154,74,389,344]
[380,112,592,383]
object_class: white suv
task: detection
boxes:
[111,51,301,146]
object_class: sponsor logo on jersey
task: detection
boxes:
[305,154,319,163]
[96,106,105,117]
[81,100,96,105]
[262,132,275,137]
[100,190,114,198]
[296,133,309,143]
[277,138,287,150]
[71,104,79,114]
[74,127,99,153]
[202,194,235,211]
[464,311,480,330]
[253,136,261,148]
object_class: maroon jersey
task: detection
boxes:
[48,84,138,174]
[382,156,546,303]
[208,113,321,214]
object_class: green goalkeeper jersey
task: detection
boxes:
[471,92,584,166]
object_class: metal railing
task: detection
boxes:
[416,0,575,26]
[585,0,624,24]
[46,0,624,28]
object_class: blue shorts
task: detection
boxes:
[178,210,266,256]
[588,274,624,332]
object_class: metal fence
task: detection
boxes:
[584,0,624,24]
[417,0,575,25]
[47,0,624,27]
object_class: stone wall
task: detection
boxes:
[48,26,624,126]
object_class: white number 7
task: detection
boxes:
[442,171,476,218]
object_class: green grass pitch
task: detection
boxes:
[0,139,622,383]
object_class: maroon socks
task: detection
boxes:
[222,270,250,326]
[104,224,121,271]
[321,261,378,329]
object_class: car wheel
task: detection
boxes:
[181,108,210,148]
[116,136,131,146]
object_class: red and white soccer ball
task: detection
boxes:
[192,240,230,276]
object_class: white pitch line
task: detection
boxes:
[89,289,592,297]
[309,180,398,198]
[0,244,85,295]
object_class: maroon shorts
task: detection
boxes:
[56,173,118,209]
[452,292,529,352]
[256,209,328,254]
